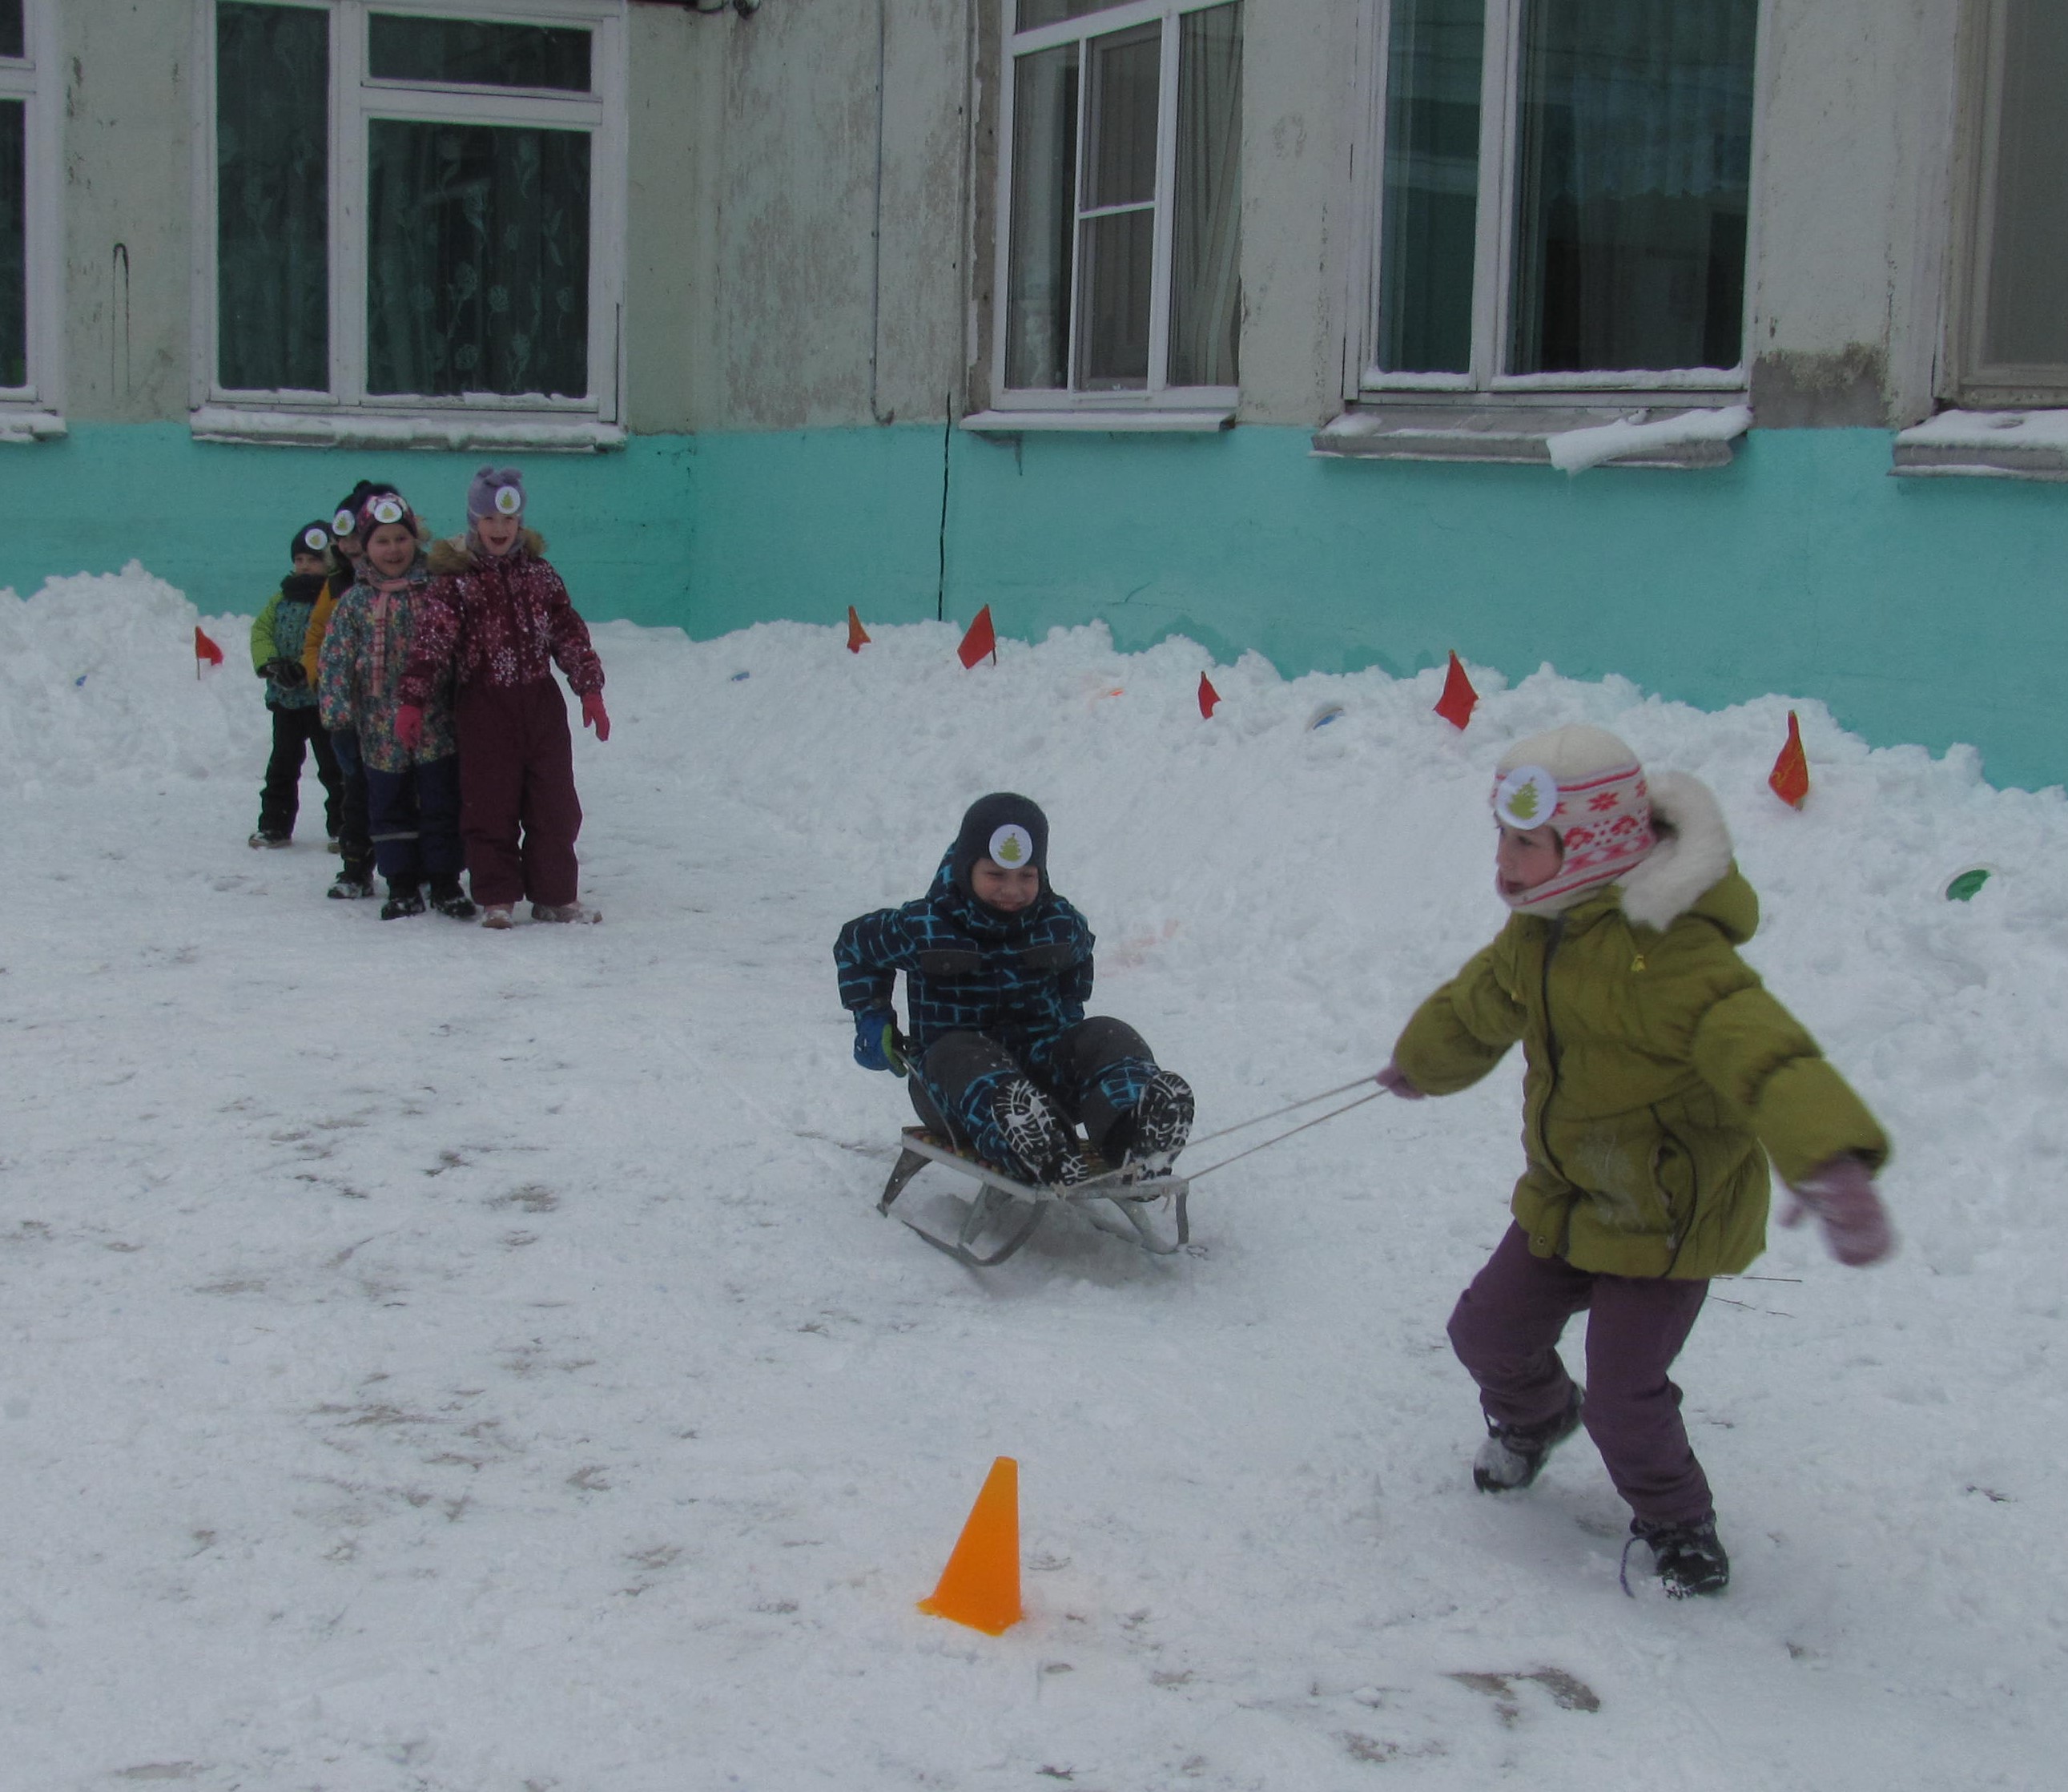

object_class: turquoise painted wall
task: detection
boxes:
[6,420,2064,787]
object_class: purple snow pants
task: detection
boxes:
[454,680,583,908]
[1447,1223,1715,1526]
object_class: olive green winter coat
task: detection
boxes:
[1394,773,1889,1279]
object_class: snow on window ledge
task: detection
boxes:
[0,410,67,445]
[1892,409,2068,482]
[960,408,1235,435]
[188,407,626,454]
[1313,403,1749,471]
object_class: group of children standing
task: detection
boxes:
[839,728,1895,1601]
[247,468,609,929]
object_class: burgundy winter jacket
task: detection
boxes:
[397,531,605,708]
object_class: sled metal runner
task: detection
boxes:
[878,1127,1189,1267]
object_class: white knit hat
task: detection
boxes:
[1491,724,1656,916]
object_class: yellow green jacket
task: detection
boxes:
[1394,773,1888,1279]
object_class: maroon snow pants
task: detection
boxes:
[1447,1223,1715,1526]
[454,680,583,908]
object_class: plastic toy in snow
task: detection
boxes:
[877,1126,1189,1268]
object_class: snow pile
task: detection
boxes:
[2,577,2066,1789]
[1544,404,1752,473]
[0,563,258,795]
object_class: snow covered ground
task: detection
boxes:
[2,565,2062,1790]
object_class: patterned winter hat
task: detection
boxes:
[1491,724,1656,916]
[951,792,1049,898]
[354,488,420,540]
[331,481,398,541]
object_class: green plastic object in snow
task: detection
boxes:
[1945,868,1991,902]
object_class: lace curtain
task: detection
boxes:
[1169,3,1242,388]
[365,121,590,400]
[215,2,329,392]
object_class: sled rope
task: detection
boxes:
[1185,1088,1386,1182]
[1185,1077,1379,1149]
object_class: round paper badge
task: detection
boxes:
[493,485,523,516]
[988,824,1036,869]
[366,496,407,526]
[332,507,357,537]
[1494,764,1558,831]
[302,526,330,554]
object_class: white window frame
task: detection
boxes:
[191,0,627,449]
[1,0,65,438]
[1351,0,1762,405]
[981,0,1240,429]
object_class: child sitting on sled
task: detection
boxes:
[1372,724,1894,1599]
[835,793,1193,1186]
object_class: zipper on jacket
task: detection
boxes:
[1535,917,1574,1256]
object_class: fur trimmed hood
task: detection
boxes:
[1618,771,1738,932]
[428,527,547,576]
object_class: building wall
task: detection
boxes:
[9,2,2062,792]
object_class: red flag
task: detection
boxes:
[1433,650,1478,730]
[956,605,997,669]
[847,606,871,653]
[1769,710,1810,809]
[194,626,224,668]
[1198,671,1221,719]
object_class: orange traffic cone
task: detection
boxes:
[918,1456,1022,1635]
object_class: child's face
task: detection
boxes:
[476,511,522,556]
[291,550,328,578]
[970,859,1040,913]
[336,530,365,570]
[364,522,417,578]
[1496,822,1563,899]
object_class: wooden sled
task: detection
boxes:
[877,1126,1190,1268]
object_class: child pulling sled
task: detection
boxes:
[1374,725,1894,1598]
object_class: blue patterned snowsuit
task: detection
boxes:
[835,854,1157,1174]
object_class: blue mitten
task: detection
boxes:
[853,1010,901,1073]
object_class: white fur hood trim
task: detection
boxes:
[1619,771,1734,931]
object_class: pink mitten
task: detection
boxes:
[581,691,610,742]
[1375,1062,1425,1101]
[1781,1158,1894,1266]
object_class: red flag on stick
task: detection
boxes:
[1197,671,1221,719]
[1769,710,1810,809]
[1433,650,1478,730]
[847,606,871,653]
[194,626,224,675]
[956,606,997,669]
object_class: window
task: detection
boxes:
[985,0,1242,425]
[1947,0,2068,408]
[199,0,623,446]
[1,0,60,435]
[1365,0,1756,395]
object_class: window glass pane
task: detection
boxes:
[1078,209,1153,388]
[1,100,22,389]
[1075,22,1157,389]
[1509,0,1755,375]
[216,2,329,392]
[1169,2,1241,388]
[1376,0,1481,375]
[1005,42,1077,389]
[0,0,23,61]
[1083,22,1157,209]
[366,120,590,399]
[369,14,590,93]
[1981,0,2068,368]
[1016,1,1128,31]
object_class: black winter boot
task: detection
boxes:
[1121,1069,1194,1170]
[1626,1516,1730,1598]
[380,882,426,920]
[1473,1384,1585,1492]
[993,1077,1088,1187]
[428,876,478,920]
